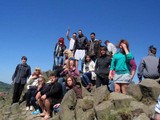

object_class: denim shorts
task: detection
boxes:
[113,73,131,83]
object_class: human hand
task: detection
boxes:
[41,94,46,100]
[108,74,113,80]
[32,75,37,79]
[68,27,70,31]
[120,43,127,49]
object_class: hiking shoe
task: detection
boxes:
[30,106,34,111]
[26,106,29,111]
[32,109,40,115]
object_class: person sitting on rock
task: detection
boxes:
[31,76,48,115]
[37,72,63,119]
[25,67,42,111]
[81,54,96,91]
[59,58,80,95]
[137,45,160,83]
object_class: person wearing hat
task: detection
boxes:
[53,37,66,70]
[104,40,117,55]
[12,56,31,104]
[137,45,160,83]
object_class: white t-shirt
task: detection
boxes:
[107,43,117,55]
[69,38,75,50]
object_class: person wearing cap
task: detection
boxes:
[53,37,66,70]
[12,56,31,104]
[104,40,117,55]
[74,29,88,71]
[137,45,160,83]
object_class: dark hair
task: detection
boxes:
[21,56,27,61]
[100,46,107,51]
[118,39,130,54]
[65,75,75,88]
[49,72,56,77]
[104,40,110,44]
[149,45,157,54]
[73,32,77,35]
[84,54,92,63]
[78,29,82,32]
[90,32,95,36]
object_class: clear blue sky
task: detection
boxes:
[0,0,159,84]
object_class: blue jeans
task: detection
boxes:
[54,56,64,66]
[81,72,91,87]
[108,80,115,92]
[58,77,66,96]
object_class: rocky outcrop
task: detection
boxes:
[1,78,160,120]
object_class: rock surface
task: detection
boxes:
[0,78,160,120]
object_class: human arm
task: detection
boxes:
[66,27,71,41]
[45,83,62,98]
[12,64,19,81]
[130,59,137,80]
[108,70,114,80]
[137,59,145,83]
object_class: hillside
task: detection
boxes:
[0,81,12,93]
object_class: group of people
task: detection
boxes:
[11,28,160,119]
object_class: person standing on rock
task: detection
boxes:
[12,56,31,104]
[74,29,88,71]
[108,40,133,94]
[104,40,117,55]
[95,46,111,90]
[53,37,66,70]
[66,27,77,53]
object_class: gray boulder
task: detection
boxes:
[93,86,110,106]
[139,79,160,101]
[109,92,134,109]
[126,84,143,101]
[59,89,77,120]
[95,101,114,120]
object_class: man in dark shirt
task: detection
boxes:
[38,72,62,119]
[74,29,88,70]
[12,56,31,104]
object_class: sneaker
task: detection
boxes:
[32,109,40,115]
[26,106,29,111]
[29,106,34,111]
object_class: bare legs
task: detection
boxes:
[114,83,128,94]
